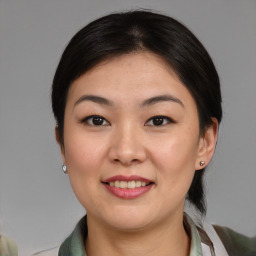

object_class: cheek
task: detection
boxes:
[63,132,109,203]
[64,134,107,208]
[152,132,198,166]
[65,131,106,171]
[150,132,199,187]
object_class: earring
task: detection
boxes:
[199,161,205,166]
[62,164,67,173]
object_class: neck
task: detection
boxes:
[85,213,190,256]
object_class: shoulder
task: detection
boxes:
[32,216,87,256]
[213,225,256,256]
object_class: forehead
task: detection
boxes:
[67,52,195,108]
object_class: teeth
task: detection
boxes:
[108,180,150,189]
[114,180,120,188]
[128,181,136,189]
[120,181,127,188]
[135,181,141,187]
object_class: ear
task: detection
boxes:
[55,126,66,165]
[195,118,218,170]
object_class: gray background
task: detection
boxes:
[0,0,255,255]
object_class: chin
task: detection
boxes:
[109,218,151,231]
[100,207,156,231]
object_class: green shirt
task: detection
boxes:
[56,214,256,256]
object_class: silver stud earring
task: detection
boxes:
[199,161,205,166]
[62,164,67,173]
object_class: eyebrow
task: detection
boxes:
[74,95,114,107]
[74,94,184,108]
[141,95,184,108]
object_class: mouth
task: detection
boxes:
[103,180,154,189]
[102,175,154,199]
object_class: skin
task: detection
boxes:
[56,52,218,256]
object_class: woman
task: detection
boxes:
[39,10,255,256]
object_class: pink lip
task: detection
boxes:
[102,175,154,199]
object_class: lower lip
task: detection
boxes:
[104,183,153,199]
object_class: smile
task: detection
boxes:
[108,180,151,189]
[102,175,154,199]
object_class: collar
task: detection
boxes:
[58,214,213,256]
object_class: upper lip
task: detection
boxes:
[102,175,154,183]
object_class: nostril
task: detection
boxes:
[112,157,140,164]
[108,142,147,165]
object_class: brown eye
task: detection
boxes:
[82,115,110,126]
[152,117,164,126]
[145,116,173,126]
[92,116,104,125]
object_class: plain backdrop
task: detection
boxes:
[0,0,255,255]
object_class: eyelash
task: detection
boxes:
[145,116,174,126]
[81,115,110,126]
[80,115,175,127]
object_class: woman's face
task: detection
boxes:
[60,52,215,230]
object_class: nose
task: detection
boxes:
[108,123,147,166]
